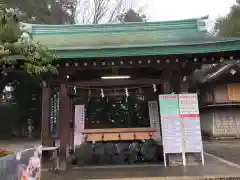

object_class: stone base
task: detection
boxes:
[167,153,203,166]
[73,140,163,166]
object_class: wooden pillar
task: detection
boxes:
[163,81,171,93]
[171,70,180,94]
[41,84,52,146]
[59,84,70,159]
[180,80,189,93]
[69,96,74,151]
[163,69,172,94]
[172,70,187,94]
[163,69,188,94]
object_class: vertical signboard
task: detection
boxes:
[178,93,204,165]
[159,94,184,166]
[50,91,60,137]
[74,105,85,150]
[148,101,161,141]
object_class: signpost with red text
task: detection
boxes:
[159,93,204,167]
[178,94,204,165]
[159,94,185,167]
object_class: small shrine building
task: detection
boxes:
[23,16,240,159]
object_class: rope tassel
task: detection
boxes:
[153,84,157,92]
[100,88,104,98]
[125,88,129,97]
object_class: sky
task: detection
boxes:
[76,0,236,30]
[136,0,236,29]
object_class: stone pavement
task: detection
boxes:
[41,153,240,180]
[2,139,240,179]
[203,140,240,166]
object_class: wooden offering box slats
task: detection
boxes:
[81,128,157,142]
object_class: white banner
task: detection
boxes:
[148,101,161,142]
[74,105,85,150]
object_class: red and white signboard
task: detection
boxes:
[74,105,85,150]
[178,94,203,155]
[179,94,199,116]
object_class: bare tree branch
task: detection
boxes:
[76,0,133,24]
[108,0,126,23]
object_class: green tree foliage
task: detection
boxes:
[11,74,42,136]
[214,1,240,37]
[0,103,20,138]
[118,9,146,23]
[0,3,57,137]
[0,6,57,86]
[2,0,146,25]
[2,0,76,24]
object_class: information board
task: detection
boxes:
[50,91,60,137]
[148,101,161,141]
[159,95,183,154]
[159,93,204,166]
[178,93,204,165]
[74,105,85,150]
[178,94,203,153]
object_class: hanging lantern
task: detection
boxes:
[153,84,157,92]
[101,88,104,98]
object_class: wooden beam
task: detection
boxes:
[81,128,156,134]
[65,78,164,87]
[162,69,172,94]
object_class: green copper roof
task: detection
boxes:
[21,16,240,58]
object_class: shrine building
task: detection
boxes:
[23,16,240,160]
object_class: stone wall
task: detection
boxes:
[199,83,240,138]
[200,108,240,138]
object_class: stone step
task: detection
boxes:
[168,153,202,166]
